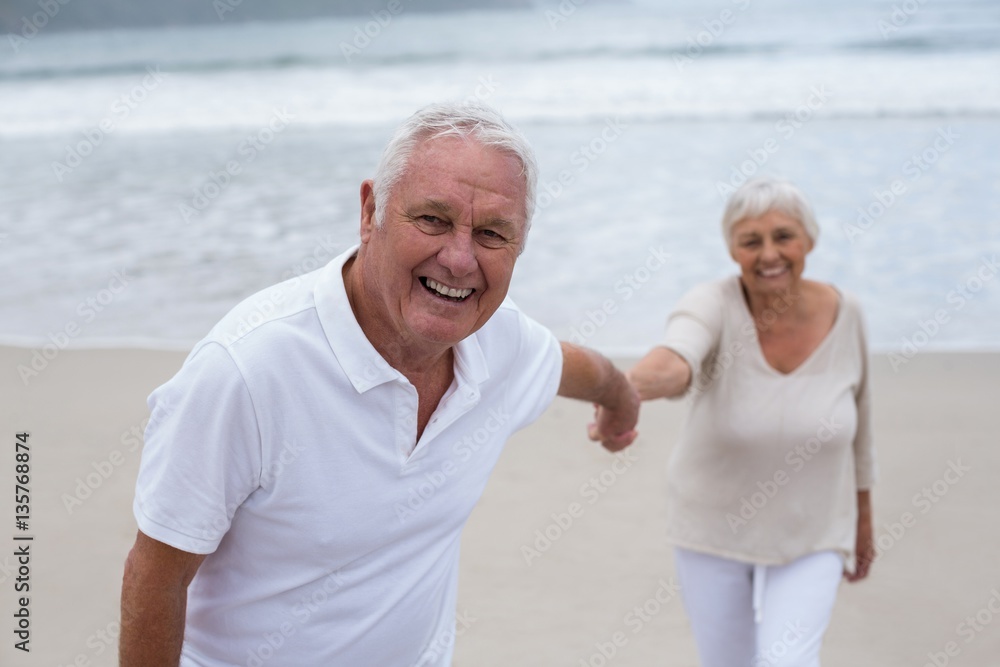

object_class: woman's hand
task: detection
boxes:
[846,490,874,582]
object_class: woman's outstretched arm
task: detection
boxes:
[628,347,692,400]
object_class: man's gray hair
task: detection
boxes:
[721,177,820,249]
[372,102,538,232]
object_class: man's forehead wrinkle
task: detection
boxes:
[404,138,525,231]
[466,194,519,231]
[418,191,517,227]
[422,198,454,215]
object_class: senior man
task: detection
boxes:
[120,102,639,666]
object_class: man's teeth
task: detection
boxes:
[759,266,787,277]
[426,278,473,299]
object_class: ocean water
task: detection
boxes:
[1,0,999,355]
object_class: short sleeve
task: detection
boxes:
[662,281,725,380]
[850,301,877,490]
[506,307,563,432]
[133,342,263,554]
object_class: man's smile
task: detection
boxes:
[419,277,476,302]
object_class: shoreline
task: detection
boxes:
[4,337,1000,358]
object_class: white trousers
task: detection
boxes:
[674,548,843,667]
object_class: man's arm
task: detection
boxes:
[120,531,207,667]
[558,342,640,451]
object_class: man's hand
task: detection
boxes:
[587,399,639,452]
[558,342,640,451]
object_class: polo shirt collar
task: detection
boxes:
[314,245,490,395]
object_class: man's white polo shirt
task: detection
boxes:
[133,246,563,667]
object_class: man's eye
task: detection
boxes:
[478,228,507,248]
[414,215,448,232]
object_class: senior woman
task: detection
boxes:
[629,177,876,666]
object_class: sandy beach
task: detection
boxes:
[1,344,998,666]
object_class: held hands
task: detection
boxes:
[556,342,640,452]
[586,375,640,452]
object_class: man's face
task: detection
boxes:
[357,136,528,353]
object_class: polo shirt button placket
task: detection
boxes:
[395,388,417,460]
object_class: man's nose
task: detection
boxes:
[437,228,478,278]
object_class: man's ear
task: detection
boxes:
[359,180,377,243]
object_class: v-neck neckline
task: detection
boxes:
[737,278,843,377]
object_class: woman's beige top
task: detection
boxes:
[662,276,876,569]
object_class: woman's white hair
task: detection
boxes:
[372,102,538,233]
[721,177,819,249]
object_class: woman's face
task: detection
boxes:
[729,209,813,297]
